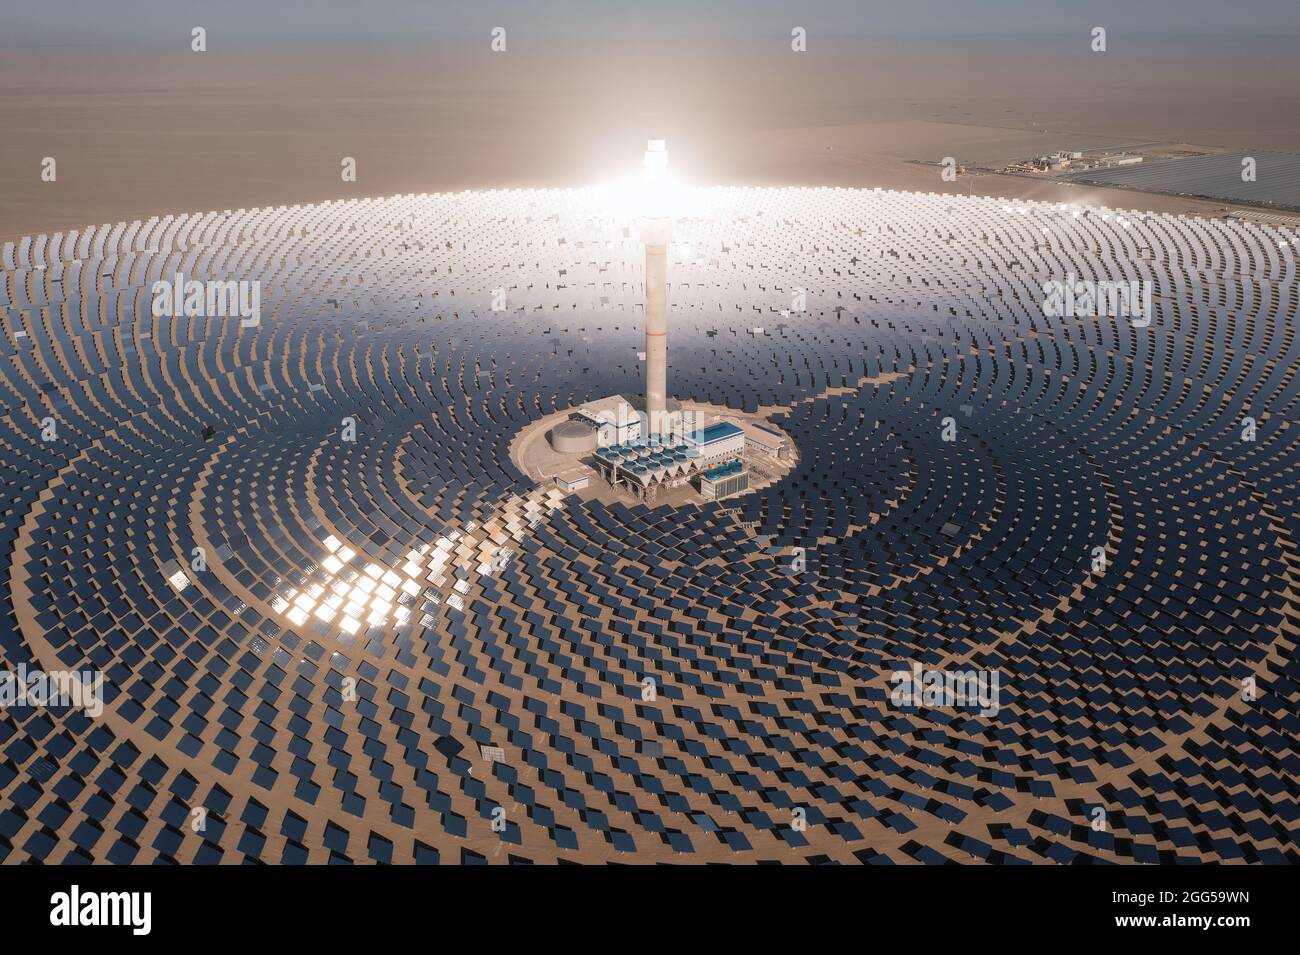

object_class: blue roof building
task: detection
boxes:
[685,421,743,447]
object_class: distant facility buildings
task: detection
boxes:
[1006,150,1143,175]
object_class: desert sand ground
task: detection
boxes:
[2,37,1298,239]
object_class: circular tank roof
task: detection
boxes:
[550,419,598,454]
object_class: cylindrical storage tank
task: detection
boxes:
[550,419,598,454]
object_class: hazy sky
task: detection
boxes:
[3,0,1298,46]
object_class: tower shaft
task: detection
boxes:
[645,241,668,435]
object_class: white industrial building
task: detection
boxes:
[572,395,642,446]
[554,469,590,493]
[684,421,745,466]
[698,460,750,501]
[745,425,786,460]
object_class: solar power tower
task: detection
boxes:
[640,139,672,437]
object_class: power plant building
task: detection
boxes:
[554,469,590,493]
[592,441,701,502]
[746,424,787,460]
[571,395,642,446]
[684,421,745,465]
[698,460,750,501]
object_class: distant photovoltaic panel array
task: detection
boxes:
[1063,151,1300,210]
